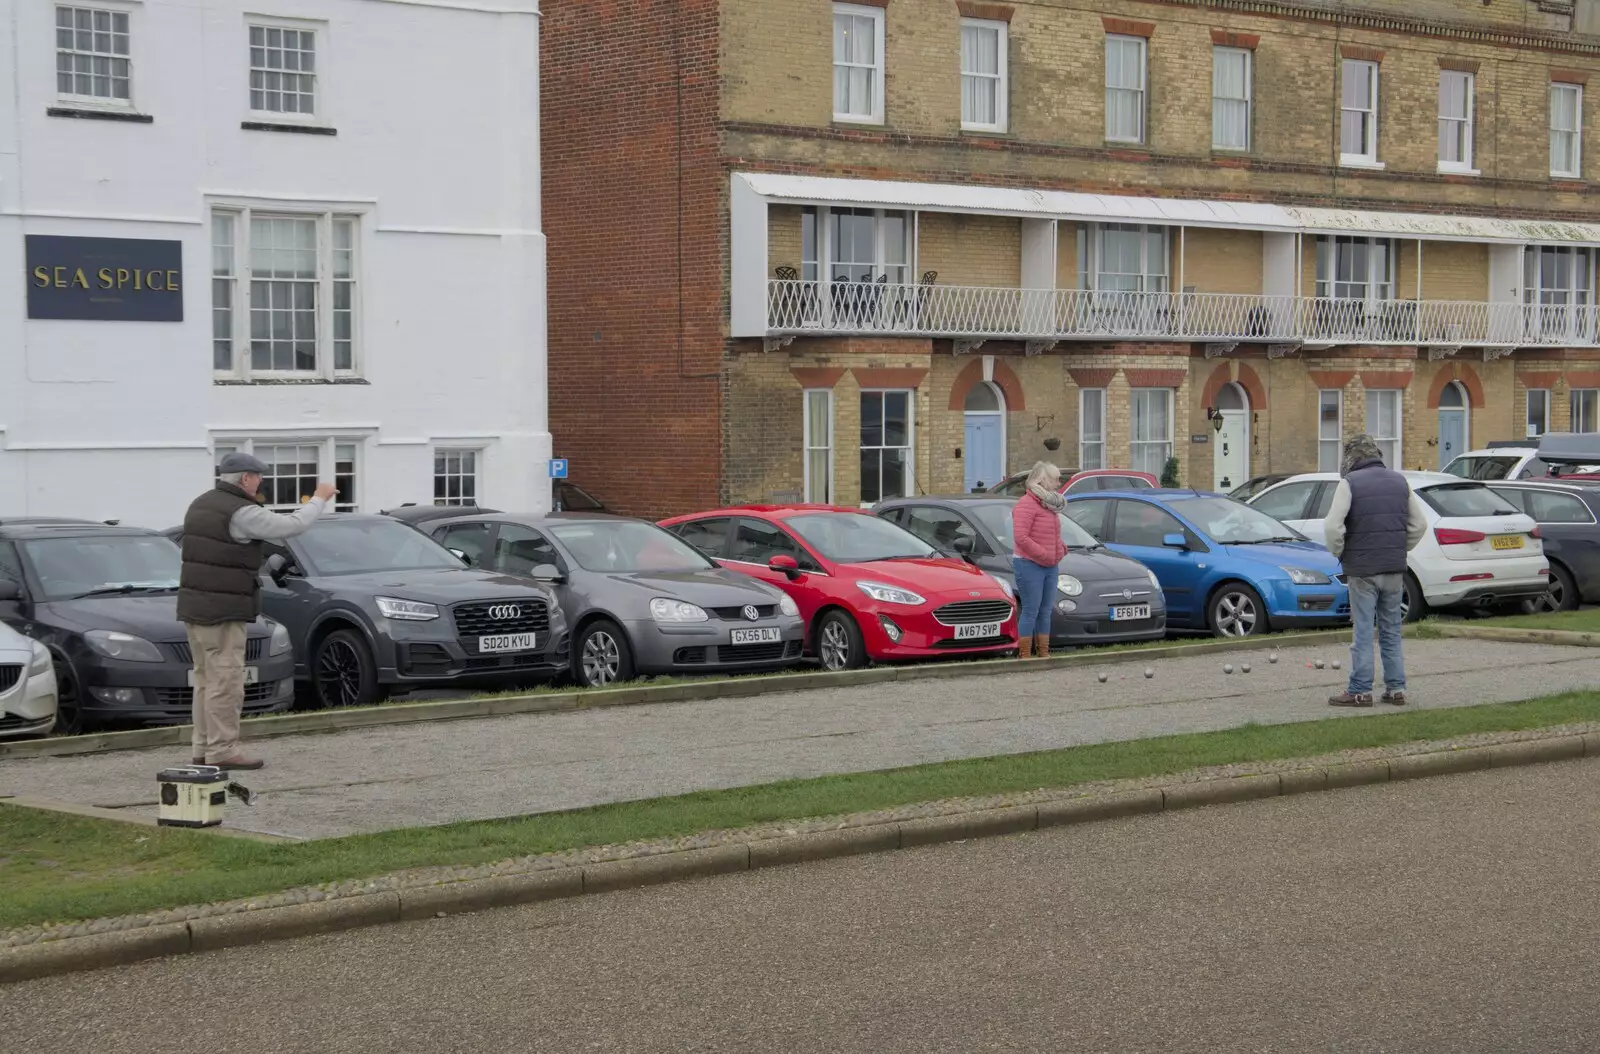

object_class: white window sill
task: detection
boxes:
[1552,173,1585,182]
[961,122,1008,135]
[1437,163,1479,176]
[1339,157,1385,170]
[56,96,135,112]
[1211,144,1251,154]
[247,111,324,126]
[1105,136,1146,146]
[832,113,883,126]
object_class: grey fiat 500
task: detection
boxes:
[391,509,806,687]
[875,496,1168,647]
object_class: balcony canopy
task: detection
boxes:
[732,172,1600,247]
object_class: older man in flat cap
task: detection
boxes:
[176,452,335,769]
[1321,433,1428,710]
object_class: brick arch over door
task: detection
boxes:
[947,358,1027,411]
[1199,362,1267,411]
[1425,363,1486,409]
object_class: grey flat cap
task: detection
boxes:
[218,451,269,475]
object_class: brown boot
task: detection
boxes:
[1017,637,1033,659]
[1034,635,1050,659]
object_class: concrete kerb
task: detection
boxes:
[0,630,1357,761]
[3,728,1593,986]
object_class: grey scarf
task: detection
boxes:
[1028,483,1066,512]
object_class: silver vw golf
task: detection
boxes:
[389,509,806,687]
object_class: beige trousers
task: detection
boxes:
[185,621,248,761]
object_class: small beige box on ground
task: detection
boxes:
[156,766,230,828]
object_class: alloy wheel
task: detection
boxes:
[819,621,851,671]
[1215,592,1259,637]
[581,631,621,687]
[54,667,83,736]
[316,640,364,707]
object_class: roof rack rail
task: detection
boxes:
[1484,440,1534,449]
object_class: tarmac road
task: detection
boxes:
[5,759,1598,1053]
[4,638,1596,839]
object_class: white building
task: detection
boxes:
[0,0,549,526]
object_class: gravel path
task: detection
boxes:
[2,639,1594,840]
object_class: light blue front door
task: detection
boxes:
[964,414,1003,493]
[1438,409,1467,470]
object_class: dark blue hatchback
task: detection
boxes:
[1062,490,1350,638]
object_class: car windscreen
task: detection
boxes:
[1418,483,1522,519]
[1442,455,1520,481]
[1175,498,1306,544]
[548,521,712,573]
[293,519,466,576]
[20,535,181,601]
[970,502,1099,550]
[785,512,935,563]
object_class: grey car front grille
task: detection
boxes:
[0,664,21,693]
[933,599,1014,625]
[169,638,265,663]
[452,600,551,637]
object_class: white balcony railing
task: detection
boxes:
[765,280,1600,347]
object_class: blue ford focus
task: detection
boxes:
[1062,490,1350,638]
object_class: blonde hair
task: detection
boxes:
[1024,461,1061,491]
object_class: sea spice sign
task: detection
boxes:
[26,235,184,321]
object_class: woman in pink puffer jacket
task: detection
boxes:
[1011,461,1068,658]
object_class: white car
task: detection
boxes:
[0,622,57,737]
[1246,471,1547,620]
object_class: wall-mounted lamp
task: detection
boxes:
[1205,408,1225,434]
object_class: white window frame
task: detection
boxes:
[211,204,363,382]
[432,447,483,507]
[1092,223,1170,293]
[54,3,135,110]
[1079,388,1106,470]
[832,3,885,125]
[1318,389,1344,472]
[1526,388,1550,439]
[246,17,323,124]
[1551,83,1584,179]
[1340,59,1381,167]
[1315,236,1397,303]
[212,437,360,512]
[1571,389,1599,434]
[1211,46,1252,152]
[803,389,835,504]
[1437,70,1475,174]
[1364,389,1402,469]
[1129,388,1173,478]
[859,389,915,506]
[959,18,1007,133]
[1104,34,1147,144]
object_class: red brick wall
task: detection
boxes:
[541,0,725,521]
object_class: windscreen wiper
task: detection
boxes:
[67,584,175,600]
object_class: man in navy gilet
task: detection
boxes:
[1321,433,1428,707]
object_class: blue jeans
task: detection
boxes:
[1012,557,1060,639]
[1347,573,1406,695]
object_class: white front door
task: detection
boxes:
[1211,383,1250,492]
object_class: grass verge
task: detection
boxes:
[1423,609,1600,634]
[3,690,1594,932]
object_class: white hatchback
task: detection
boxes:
[1246,471,1547,620]
[0,622,57,737]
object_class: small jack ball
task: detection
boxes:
[1241,663,1252,673]
[1143,667,1154,679]
[1097,672,1108,683]
[1223,664,1234,674]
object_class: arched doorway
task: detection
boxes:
[963,381,1005,492]
[1212,382,1249,492]
[1437,381,1469,470]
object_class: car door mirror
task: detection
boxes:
[768,554,802,580]
[0,579,20,602]
[530,562,566,584]
[1162,533,1189,550]
[264,553,298,584]
[447,548,473,566]
[952,535,975,554]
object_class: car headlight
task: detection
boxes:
[1057,575,1084,597]
[29,641,52,675]
[83,629,164,663]
[375,596,440,621]
[268,620,293,656]
[1146,568,1161,589]
[650,598,709,623]
[777,595,799,617]
[988,574,1014,598]
[1281,567,1331,586]
[856,581,927,606]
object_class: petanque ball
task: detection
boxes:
[1143,667,1154,679]
[1315,660,1325,670]
[1097,672,1108,683]
[1241,663,1252,674]
[1223,664,1234,674]
[1332,660,1342,670]
[1268,653,1279,664]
